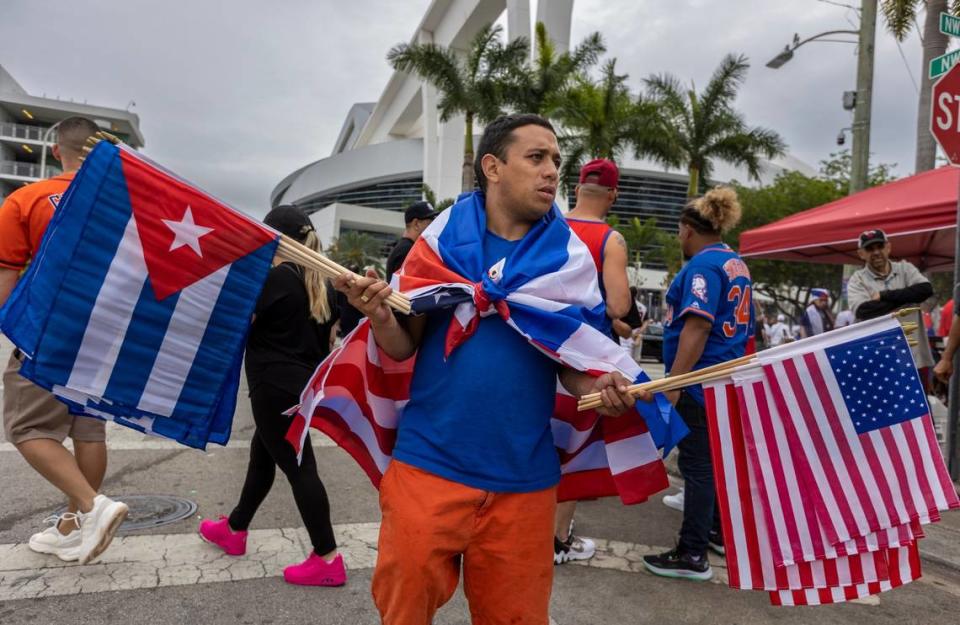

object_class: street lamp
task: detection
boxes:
[765,30,859,69]
[39,121,60,180]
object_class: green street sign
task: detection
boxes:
[941,11,960,38]
[931,49,960,79]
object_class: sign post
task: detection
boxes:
[930,59,960,479]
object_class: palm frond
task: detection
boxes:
[700,53,749,112]
[880,0,920,41]
[387,42,465,107]
[467,23,502,79]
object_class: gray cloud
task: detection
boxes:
[1,0,929,218]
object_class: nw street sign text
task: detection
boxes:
[941,11,960,38]
[931,49,960,80]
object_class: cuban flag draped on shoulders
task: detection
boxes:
[0,141,279,449]
[287,190,687,504]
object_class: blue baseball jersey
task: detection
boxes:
[662,243,753,405]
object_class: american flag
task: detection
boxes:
[757,317,957,554]
[286,191,685,504]
[703,315,956,606]
[705,378,923,606]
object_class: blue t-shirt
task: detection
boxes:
[392,231,561,492]
[662,243,753,405]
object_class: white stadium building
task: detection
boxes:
[270,0,813,271]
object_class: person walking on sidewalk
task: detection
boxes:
[0,117,128,564]
[198,205,345,587]
[643,187,752,582]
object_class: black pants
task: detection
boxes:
[676,391,721,557]
[229,383,337,556]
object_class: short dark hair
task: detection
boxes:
[56,116,101,154]
[474,114,556,191]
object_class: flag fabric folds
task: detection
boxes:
[286,191,685,504]
[0,141,279,449]
[704,315,957,606]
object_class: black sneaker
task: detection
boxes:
[642,547,713,581]
[708,529,725,556]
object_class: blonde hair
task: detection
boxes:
[301,230,332,323]
[682,186,742,234]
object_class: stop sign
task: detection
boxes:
[932,62,960,165]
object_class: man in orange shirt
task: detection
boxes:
[0,116,128,565]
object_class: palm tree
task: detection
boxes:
[551,59,658,191]
[880,0,960,172]
[328,231,385,276]
[388,24,528,191]
[645,53,786,197]
[507,22,605,116]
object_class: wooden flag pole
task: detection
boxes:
[577,309,922,412]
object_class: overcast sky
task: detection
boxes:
[0,0,935,217]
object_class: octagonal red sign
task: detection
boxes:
[932,61,960,166]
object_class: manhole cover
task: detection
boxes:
[56,495,197,532]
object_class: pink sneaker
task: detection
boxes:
[198,516,247,556]
[283,552,347,587]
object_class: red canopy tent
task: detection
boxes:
[739,166,957,271]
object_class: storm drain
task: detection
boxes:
[56,495,197,533]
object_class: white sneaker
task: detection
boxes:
[28,514,82,561]
[554,534,597,564]
[662,489,685,512]
[76,495,128,565]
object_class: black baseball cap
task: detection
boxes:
[858,228,888,249]
[264,205,314,242]
[404,201,438,224]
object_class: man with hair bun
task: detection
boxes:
[643,186,753,582]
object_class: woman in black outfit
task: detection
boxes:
[199,205,345,587]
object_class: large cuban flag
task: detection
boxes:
[0,141,279,448]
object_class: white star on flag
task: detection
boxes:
[162,206,213,256]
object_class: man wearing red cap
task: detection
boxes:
[555,158,633,564]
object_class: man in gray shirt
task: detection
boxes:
[847,229,933,321]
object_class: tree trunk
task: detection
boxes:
[462,112,475,192]
[917,0,949,172]
[687,165,700,198]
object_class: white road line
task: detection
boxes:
[0,522,379,601]
[0,525,910,604]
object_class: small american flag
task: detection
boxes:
[703,315,956,606]
[758,316,957,555]
[705,379,920,606]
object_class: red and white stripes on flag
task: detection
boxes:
[761,354,952,552]
[286,322,669,503]
[705,377,926,606]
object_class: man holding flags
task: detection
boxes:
[0,117,128,565]
[333,114,646,625]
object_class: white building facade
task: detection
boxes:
[0,64,144,200]
[271,0,813,266]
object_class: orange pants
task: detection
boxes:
[372,460,557,625]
